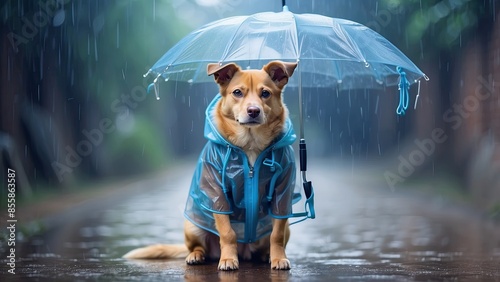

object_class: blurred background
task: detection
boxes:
[0,0,499,224]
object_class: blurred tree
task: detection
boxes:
[377,0,500,210]
[1,0,190,193]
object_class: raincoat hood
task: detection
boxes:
[184,94,299,244]
[203,94,296,149]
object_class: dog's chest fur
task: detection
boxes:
[230,127,271,166]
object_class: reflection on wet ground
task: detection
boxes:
[2,161,500,281]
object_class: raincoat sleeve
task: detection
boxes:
[193,142,232,213]
[269,145,296,217]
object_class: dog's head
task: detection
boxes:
[207,61,297,127]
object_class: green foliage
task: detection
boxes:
[380,0,492,53]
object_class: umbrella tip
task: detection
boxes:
[282,0,289,12]
[143,69,152,78]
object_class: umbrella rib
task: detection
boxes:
[219,16,252,64]
[331,22,367,65]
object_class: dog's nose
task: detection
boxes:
[247,106,261,119]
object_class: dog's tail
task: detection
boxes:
[122,244,189,259]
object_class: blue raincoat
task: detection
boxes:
[184,94,300,243]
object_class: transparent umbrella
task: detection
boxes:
[145,2,429,221]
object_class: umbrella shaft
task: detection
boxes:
[298,69,304,140]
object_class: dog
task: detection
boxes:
[123,61,298,271]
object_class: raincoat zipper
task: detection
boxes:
[244,158,257,243]
[244,145,279,243]
[242,147,272,243]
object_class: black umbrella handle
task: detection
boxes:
[299,138,313,199]
[299,138,307,172]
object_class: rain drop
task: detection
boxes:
[420,40,424,59]
[53,9,65,26]
[93,14,105,35]
[153,0,156,21]
[7,55,10,81]
[94,37,98,61]
[40,50,44,80]
[116,22,120,49]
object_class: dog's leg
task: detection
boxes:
[184,220,207,265]
[214,213,239,270]
[270,219,291,270]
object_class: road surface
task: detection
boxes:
[1,160,499,281]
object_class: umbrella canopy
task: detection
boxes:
[146,8,428,92]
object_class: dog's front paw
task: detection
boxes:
[271,258,291,270]
[218,258,239,271]
[186,250,205,265]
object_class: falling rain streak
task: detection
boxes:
[94,37,98,61]
[40,49,44,80]
[116,22,120,48]
[8,55,11,81]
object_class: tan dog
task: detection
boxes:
[123,61,297,271]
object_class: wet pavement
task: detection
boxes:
[1,160,500,281]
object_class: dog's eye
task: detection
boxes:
[232,89,243,98]
[261,90,271,99]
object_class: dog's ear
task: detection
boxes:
[207,63,241,86]
[263,61,297,89]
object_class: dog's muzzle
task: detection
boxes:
[237,106,263,126]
